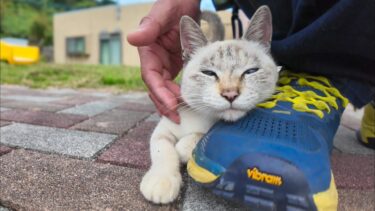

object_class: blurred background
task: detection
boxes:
[0,0,242,93]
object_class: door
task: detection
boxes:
[109,33,121,65]
[99,33,122,65]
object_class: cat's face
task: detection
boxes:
[180,6,279,121]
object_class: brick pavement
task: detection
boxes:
[0,85,374,210]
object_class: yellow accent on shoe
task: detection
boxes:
[257,71,349,118]
[360,103,375,144]
[187,158,219,183]
[313,173,338,211]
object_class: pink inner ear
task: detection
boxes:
[181,32,193,53]
[180,16,208,59]
[262,13,272,43]
[243,6,273,45]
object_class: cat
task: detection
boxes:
[140,6,279,204]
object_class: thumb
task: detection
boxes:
[127,16,162,46]
[127,1,176,46]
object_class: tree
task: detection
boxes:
[0,0,115,45]
[29,13,52,46]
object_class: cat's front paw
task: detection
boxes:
[176,133,203,163]
[140,169,182,204]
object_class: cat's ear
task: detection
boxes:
[242,6,272,50]
[180,16,208,61]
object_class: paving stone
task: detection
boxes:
[0,150,179,210]
[0,145,12,156]
[58,100,121,117]
[72,89,113,98]
[0,121,11,127]
[145,113,161,122]
[1,95,64,103]
[73,109,149,135]
[332,148,341,154]
[333,125,375,155]
[182,178,249,211]
[338,189,375,211]
[0,98,13,104]
[45,88,78,95]
[331,153,375,189]
[118,92,153,104]
[84,92,113,98]
[0,124,116,158]
[0,85,40,96]
[0,107,10,112]
[0,100,69,112]
[119,92,149,100]
[0,86,75,97]
[0,85,10,95]
[97,122,157,168]
[0,206,10,211]
[53,95,100,106]
[341,104,364,131]
[117,102,156,112]
[0,110,88,128]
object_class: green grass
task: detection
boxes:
[0,62,147,92]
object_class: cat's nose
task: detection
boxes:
[221,90,239,103]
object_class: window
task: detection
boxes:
[66,37,86,57]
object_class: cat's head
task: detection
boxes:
[179,6,279,121]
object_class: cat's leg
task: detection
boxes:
[140,127,182,204]
[176,133,203,163]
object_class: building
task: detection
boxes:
[53,3,243,67]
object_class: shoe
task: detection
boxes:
[356,101,375,149]
[187,71,349,211]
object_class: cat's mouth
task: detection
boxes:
[219,107,247,121]
[223,104,248,112]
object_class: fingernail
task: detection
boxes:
[138,17,152,30]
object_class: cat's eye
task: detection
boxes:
[243,68,259,75]
[201,70,218,79]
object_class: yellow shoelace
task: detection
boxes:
[257,71,349,118]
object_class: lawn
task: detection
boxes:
[0,62,148,93]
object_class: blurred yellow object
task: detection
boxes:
[0,40,39,65]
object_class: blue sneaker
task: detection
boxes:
[187,71,348,211]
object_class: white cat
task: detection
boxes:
[140,6,279,204]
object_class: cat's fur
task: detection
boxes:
[140,6,279,204]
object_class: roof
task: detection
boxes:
[0,38,28,46]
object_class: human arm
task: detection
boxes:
[127,0,201,123]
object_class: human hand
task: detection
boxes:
[127,0,201,124]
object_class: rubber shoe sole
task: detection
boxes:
[188,152,338,211]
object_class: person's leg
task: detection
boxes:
[357,100,375,149]
[236,0,375,85]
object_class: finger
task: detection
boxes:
[139,47,178,111]
[151,89,180,124]
[148,93,164,115]
[127,1,178,46]
[165,81,181,105]
[164,110,181,124]
[149,93,180,123]
[144,43,172,72]
[127,17,162,46]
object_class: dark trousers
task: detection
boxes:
[234,0,375,107]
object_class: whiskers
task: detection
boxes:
[154,94,208,114]
[153,92,230,117]
[176,94,216,114]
